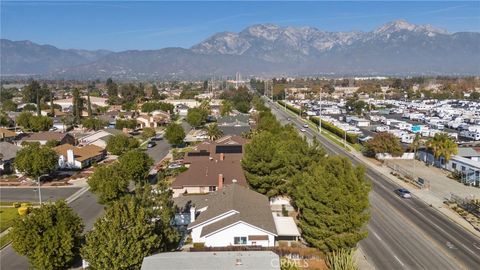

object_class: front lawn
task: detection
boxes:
[0,207,19,232]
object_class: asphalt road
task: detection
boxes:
[146,121,191,164]
[0,187,81,203]
[267,99,480,270]
[0,190,104,270]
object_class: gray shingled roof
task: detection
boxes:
[141,251,280,270]
[187,184,277,236]
[0,142,20,161]
[457,147,480,158]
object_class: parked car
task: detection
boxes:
[395,188,412,199]
[147,141,156,148]
[168,163,183,169]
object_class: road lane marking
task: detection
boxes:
[372,231,382,241]
[394,255,405,267]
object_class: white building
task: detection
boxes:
[174,184,279,247]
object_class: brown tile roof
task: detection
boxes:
[172,159,247,189]
[53,144,105,162]
[23,132,71,142]
[185,184,276,236]
[0,128,16,138]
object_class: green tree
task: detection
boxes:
[81,196,161,270]
[293,156,370,252]
[115,119,138,130]
[72,88,83,124]
[151,84,160,100]
[14,143,58,178]
[135,183,180,251]
[117,150,153,184]
[45,140,59,148]
[365,132,404,157]
[2,99,17,112]
[164,123,185,146]
[82,117,107,131]
[88,164,129,204]
[16,111,33,129]
[11,200,84,270]
[106,78,119,104]
[142,127,156,140]
[106,134,139,155]
[427,133,458,163]
[220,100,233,116]
[204,123,223,140]
[186,107,207,128]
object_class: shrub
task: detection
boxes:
[13,202,21,208]
[325,249,358,270]
[193,242,205,249]
[18,206,29,216]
[311,117,359,144]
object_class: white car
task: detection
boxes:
[303,124,309,128]
[395,188,412,199]
[300,128,306,132]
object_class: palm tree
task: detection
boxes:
[204,123,223,141]
[199,100,211,114]
[427,133,458,165]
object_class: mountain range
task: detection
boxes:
[1,20,479,79]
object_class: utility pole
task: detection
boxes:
[319,87,322,134]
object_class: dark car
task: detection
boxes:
[147,141,157,148]
[394,188,412,199]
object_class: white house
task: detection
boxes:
[77,129,123,148]
[175,184,277,247]
[53,144,106,169]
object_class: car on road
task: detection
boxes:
[147,141,157,148]
[395,188,412,198]
[300,128,306,132]
[303,123,309,128]
[168,163,183,169]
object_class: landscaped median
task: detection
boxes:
[277,100,362,151]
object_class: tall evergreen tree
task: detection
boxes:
[81,196,164,270]
[293,156,371,252]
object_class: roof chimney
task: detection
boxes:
[220,153,224,161]
[190,205,196,223]
[218,174,223,190]
[67,149,74,164]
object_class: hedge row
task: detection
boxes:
[277,100,301,115]
[277,101,358,144]
[310,117,359,144]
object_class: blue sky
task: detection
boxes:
[1,1,479,51]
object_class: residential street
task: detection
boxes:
[0,187,80,202]
[146,121,191,164]
[267,99,480,270]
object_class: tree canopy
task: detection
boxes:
[164,123,185,146]
[186,107,208,128]
[88,164,130,204]
[427,133,458,162]
[16,112,53,132]
[142,127,156,140]
[204,123,223,140]
[293,156,371,252]
[106,134,139,155]
[365,132,404,157]
[141,102,174,114]
[81,192,177,270]
[11,200,84,270]
[14,143,58,178]
[117,150,154,184]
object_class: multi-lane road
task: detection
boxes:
[266,99,480,270]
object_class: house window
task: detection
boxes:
[461,166,466,171]
[209,186,216,192]
[234,237,247,245]
[452,163,457,170]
